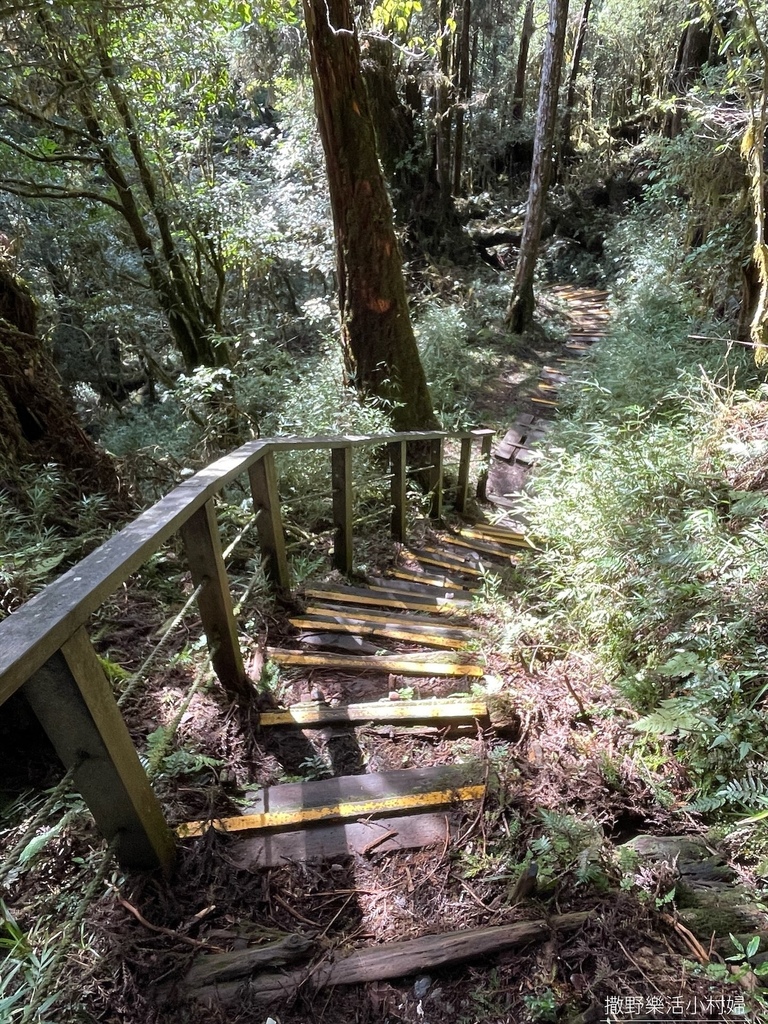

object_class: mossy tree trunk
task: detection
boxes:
[507,0,570,333]
[738,2,768,368]
[302,0,439,431]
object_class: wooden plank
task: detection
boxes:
[389,440,407,543]
[178,764,483,837]
[455,436,472,514]
[289,616,472,650]
[294,610,473,638]
[367,573,478,597]
[305,584,473,611]
[408,547,484,576]
[259,697,487,726]
[179,785,485,838]
[464,523,530,544]
[266,647,485,677]
[305,600,470,628]
[227,813,453,868]
[296,632,387,656]
[22,627,175,873]
[441,534,516,560]
[180,500,248,700]
[331,445,353,574]
[248,450,290,593]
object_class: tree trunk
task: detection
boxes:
[0,267,119,497]
[435,0,454,203]
[507,0,570,333]
[302,0,438,430]
[511,0,535,121]
[560,0,592,148]
[451,0,473,195]
[664,4,711,139]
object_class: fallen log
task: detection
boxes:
[186,911,591,1006]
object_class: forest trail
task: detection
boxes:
[161,288,650,1014]
[176,288,611,870]
[159,287,768,1020]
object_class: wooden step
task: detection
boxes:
[290,616,473,651]
[444,536,518,561]
[464,525,536,549]
[367,572,479,596]
[305,584,473,613]
[178,763,484,837]
[259,696,487,726]
[295,611,474,639]
[297,631,389,656]
[305,600,471,629]
[407,547,484,577]
[228,812,454,868]
[266,647,485,677]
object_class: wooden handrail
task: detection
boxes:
[0,429,491,706]
[0,426,493,871]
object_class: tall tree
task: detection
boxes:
[301,0,438,430]
[0,2,244,371]
[507,0,570,332]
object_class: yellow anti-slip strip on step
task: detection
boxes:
[290,618,472,650]
[259,697,488,726]
[177,784,486,838]
[266,647,485,677]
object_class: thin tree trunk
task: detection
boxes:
[302,0,438,430]
[435,0,453,202]
[561,0,592,146]
[451,0,472,195]
[512,0,535,121]
[507,0,570,332]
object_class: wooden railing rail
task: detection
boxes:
[0,427,493,873]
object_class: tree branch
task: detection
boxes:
[0,179,124,211]
[0,134,99,165]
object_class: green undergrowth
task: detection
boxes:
[515,279,768,818]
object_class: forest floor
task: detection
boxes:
[3,288,765,1024]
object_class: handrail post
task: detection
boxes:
[331,445,353,574]
[248,451,290,594]
[428,438,444,522]
[22,627,175,873]
[475,429,495,501]
[456,435,472,513]
[180,499,248,700]
[389,440,407,543]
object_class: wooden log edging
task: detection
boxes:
[182,911,592,1006]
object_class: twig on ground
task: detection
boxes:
[116,895,225,952]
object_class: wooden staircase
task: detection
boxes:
[174,291,608,876]
[175,519,537,868]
